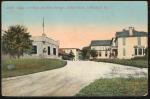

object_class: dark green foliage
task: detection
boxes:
[2,25,33,58]
[81,46,91,59]
[76,78,147,96]
[61,51,75,60]
[93,58,148,68]
[131,56,147,60]
[90,49,98,59]
[145,47,148,58]
[69,50,75,60]
[62,53,71,60]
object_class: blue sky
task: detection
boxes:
[2,1,148,48]
[2,1,147,27]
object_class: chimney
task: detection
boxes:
[129,27,134,35]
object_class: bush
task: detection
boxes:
[94,59,148,68]
[132,56,148,60]
[62,54,71,60]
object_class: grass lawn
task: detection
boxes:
[2,58,67,78]
[94,58,148,68]
[76,77,148,96]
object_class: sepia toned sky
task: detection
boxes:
[2,1,148,49]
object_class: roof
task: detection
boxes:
[90,40,112,46]
[116,30,148,37]
[31,36,59,45]
[58,49,65,54]
[59,48,81,51]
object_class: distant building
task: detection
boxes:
[24,18,59,58]
[90,40,112,59]
[59,48,81,61]
[90,27,148,59]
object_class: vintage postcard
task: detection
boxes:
[1,1,148,96]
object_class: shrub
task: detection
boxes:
[94,59,147,68]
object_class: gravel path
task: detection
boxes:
[2,61,148,96]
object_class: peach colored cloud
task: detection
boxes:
[28,24,147,49]
[3,24,147,49]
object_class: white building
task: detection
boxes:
[59,48,81,61]
[90,40,112,59]
[90,27,148,59]
[24,18,59,58]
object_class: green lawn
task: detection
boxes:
[2,58,67,78]
[94,58,148,68]
[76,77,148,96]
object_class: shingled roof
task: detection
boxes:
[90,40,112,46]
[116,30,148,37]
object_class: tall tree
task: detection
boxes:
[2,25,33,58]
[81,46,90,59]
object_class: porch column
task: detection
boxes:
[137,48,139,55]
[109,48,113,58]
[142,48,144,55]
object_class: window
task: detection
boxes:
[137,37,141,45]
[135,48,137,55]
[99,51,101,57]
[105,51,107,57]
[53,48,56,55]
[48,46,50,55]
[138,48,142,55]
[123,48,126,56]
[32,45,37,54]
[122,38,126,46]
[92,48,95,50]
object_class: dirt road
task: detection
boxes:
[2,61,147,96]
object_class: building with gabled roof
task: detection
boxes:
[90,27,148,59]
[116,27,148,59]
[90,40,112,59]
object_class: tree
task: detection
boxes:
[81,46,90,59]
[90,49,98,59]
[2,25,33,58]
[62,53,70,60]
[69,50,75,60]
